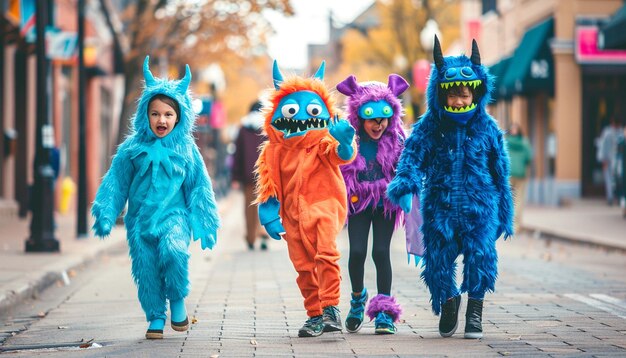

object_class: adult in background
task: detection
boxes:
[231,101,269,250]
[506,123,533,233]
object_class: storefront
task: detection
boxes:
[490,17,556,204]
[575,16,626,198]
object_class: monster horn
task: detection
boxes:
[433,35,444,69]
[313,61,326,80]
[143,56,156,87]
[176,64,191,93]
[272,60,284,90]
[470,39,481,65]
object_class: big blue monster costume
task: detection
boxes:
[387,37,513,338]
[92,57,220,337]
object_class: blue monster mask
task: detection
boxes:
[270,61,332,138]
[428,36,492,125]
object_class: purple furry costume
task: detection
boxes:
[337,74,407,228]
[337,74,408,323]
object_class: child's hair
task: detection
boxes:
[149,94,181,121]
[438,84,485,108]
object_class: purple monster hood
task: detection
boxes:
[337,74,408,224]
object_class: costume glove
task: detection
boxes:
[192,222,217,250]
[398,193,413,213]
[328,116,355,160]
[92,219,113,238]
[259,197,286,240]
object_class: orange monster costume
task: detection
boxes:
[255,61,356,321]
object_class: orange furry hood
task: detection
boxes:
[263,76,338,145]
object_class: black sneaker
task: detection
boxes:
[464,298,484,339]
[260,236,268,251]
[322,305,343,332]
[298,315,324,337]
[345,289,368,333]
[439,295,461,337]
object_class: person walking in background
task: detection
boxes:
[597,117,620,206]
[231,100,269,250]
[616,124,626,217]
[336,74,409,335]
[506,123,533,233]
[91,57,220,340]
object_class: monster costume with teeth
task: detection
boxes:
[387,37,513,324]
[254,60,356,320]
[92,57,220,331]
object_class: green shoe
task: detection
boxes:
[345,288,368,333]
[374,312,396,335]
[322,305,343,332]
[298,315,324,337]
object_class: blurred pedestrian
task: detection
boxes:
[506,123,533,233]
[597,117,620,205]
[616,125,626,217]
[91,57,220,340]
[231,100,269,250]
[336,73,410,335]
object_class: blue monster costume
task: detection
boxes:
[91,57,220,334]
[387,37,514,320]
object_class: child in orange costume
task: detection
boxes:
[255,61,356,337]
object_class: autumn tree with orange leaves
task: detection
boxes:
[112,0,293,145]
[336,0,460,120]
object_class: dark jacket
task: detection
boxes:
[232,112,266,185]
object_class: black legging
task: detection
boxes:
[347,208,396,295]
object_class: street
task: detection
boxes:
[1,191,626,357]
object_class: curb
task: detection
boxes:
[522,224,626,253]
[0,236,127,314]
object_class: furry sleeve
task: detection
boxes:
[489,127,514,239]
[321,136,357,166]
[387,122,427,204]
[253,141,278,205]
[184,145,221,238]
[91,141,134,234]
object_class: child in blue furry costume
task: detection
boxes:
[336,74,409,335]
[91,56,220,339]
[387,37,514,339]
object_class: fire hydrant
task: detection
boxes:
[59,176,76,214]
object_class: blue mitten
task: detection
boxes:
[496,224,514,240]
[92,219,113,238]
[329,117,355,160]
[192,221,217,250]
[259,197,286,240]
[398,193,413,213]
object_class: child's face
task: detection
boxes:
[149,99,177,138]
[362,118,388,140]
[446,86,473,109]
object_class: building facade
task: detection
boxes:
[463,0,626,205]
[1,1,123,219]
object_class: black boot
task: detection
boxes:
[439,295,461,337]
[464,298,483,339]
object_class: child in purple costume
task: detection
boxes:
[337,74,409,334]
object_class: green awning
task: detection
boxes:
[599,4,626,49]
[501,17,554,97]
[488,57,512,101]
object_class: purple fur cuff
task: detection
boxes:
[366,294,402,322]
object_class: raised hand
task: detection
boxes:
[328,115,355,160]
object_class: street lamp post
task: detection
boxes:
[77,0,88,238]
[26,0,59,252]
